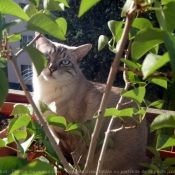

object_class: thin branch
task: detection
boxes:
[15,33,41,58]
[84,4,136,173]
[71,152,81,175]
[117,67,172,78]
[9,44,73,175]
[95,15,135,174]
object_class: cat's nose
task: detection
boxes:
[49,63,57,73]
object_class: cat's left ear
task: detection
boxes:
[73,44,92,61]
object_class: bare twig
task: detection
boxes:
[9,34,73,174]
[84,3,136,173]
[71,152,81,175]
[117,67,172,78]
[15,33,41,58]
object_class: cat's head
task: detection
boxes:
[34,34,92,85]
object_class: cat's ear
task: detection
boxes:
[72,44,92,61]
[35,32,55,54]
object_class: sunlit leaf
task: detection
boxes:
[66,123,82,131]
[98,35,108,51]
[104,108,119,117]
[108,20,124,40]
[43,0,64,11]
[157,134,175,150]
[0,69,8,108]
[155,1,175,32]
[132,28,164,60]
[29,0,40,6]
[121,87,145,104]
[56,17,67,35]
[27,13,66,40]
[121,0,133,17]
[148,78,167,89]
[10,104,30,116]
[0,157,28,172]
[7,130,27,144]
[0,139,5,147]
[23,4,37,17]
[54,0,70,8]
[8,33,21,42]
[47,115,67,129]
[142,52,169,79]
[120,58,141,70]
[21,134,35,154]
[78,0,101,17]
[116,108,136,118]
[132,18,152,29]
[8,115,31,134]
[150,114,175,132]
[0,0,29,21]
[148,100,164,109]
[24,46,47,76]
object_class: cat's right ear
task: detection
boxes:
[35,32,54,54]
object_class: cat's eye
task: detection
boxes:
[60,59,71,65]
[45,54,50,61]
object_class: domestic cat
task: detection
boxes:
[33,34,147,175]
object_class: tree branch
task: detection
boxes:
[84,4,136,173]
[9,35,73,174]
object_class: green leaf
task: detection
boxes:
[146,146,160,157]
[0,139,5,147]
[156,134,169,150]
[23,4,37,17]
[104,108,119,117]
[142,52,169,79]
[8,33,21,42]
[121,0,133,17]
[7,130,27,144]
[21,134,35,154]
[24,46,47,76]
[148,78,167,89]
[27,13,66,40]
[12,134,24,154]
[132,18,152,30]
[132,28,164,60]
[0,69,8,108]
[3,19,21,31]
[43,0,64,11]
[98,35,108,51]
[10,104,30,116]
[46,115,67,129]
[48,102,57,113]
[78,0,101,17]
[0,157,28,173]
[164,33,175,82]
[121,87,146,104]
[11,160,55,175]
[29,0,40,6]
[39,101,51,114]
[148,100,164,109]
[108,20,124,40]
[120,58,141,70]
[56,17,67,35]
[150,114,175,132]
[158,134,175,150]
[0,0,29,21]
[66,123,82,131]
[54,0,70,8]
[126,72,146,85]
[0,12,3,49]
[8,115,31,134]
[155,1,175,32]
[165,158,175,166]
[116,108,136,118]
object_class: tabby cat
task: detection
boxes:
[33,34,147,175]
